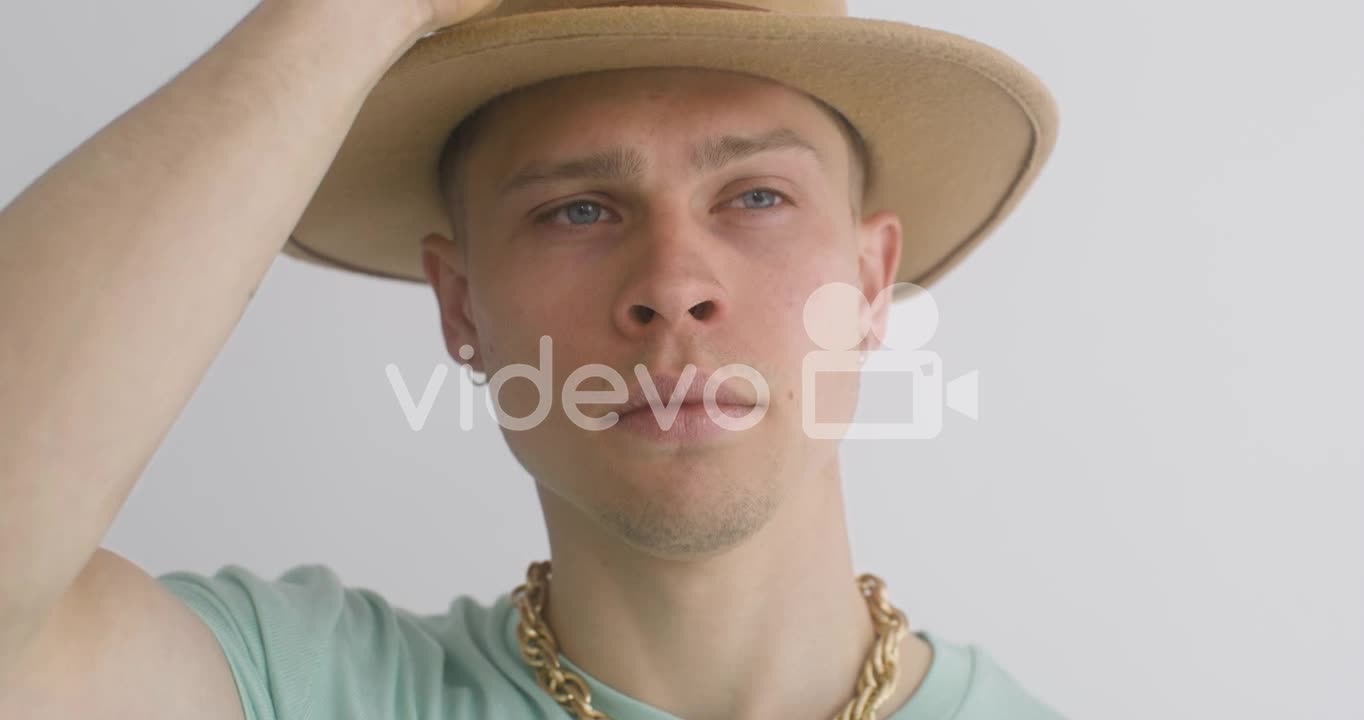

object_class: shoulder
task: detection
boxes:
[156,564,526,720]
[958,642,1066,720]
[897,630,1067,720]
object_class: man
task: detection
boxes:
[0,1,1061,719]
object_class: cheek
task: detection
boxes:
[784,213,858,278]
[474,299,608,420]
[476,261,586,343]
[771,256,860,342]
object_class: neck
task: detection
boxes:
[532,455,932,720]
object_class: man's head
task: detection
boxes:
[420,67,901,560]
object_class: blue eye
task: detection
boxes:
[534,199,611,226]
[736,189,785,210]
[537,188,789,227]
[542,200,605,225]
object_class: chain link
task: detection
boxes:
[512,560,909,720]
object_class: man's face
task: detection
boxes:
[422,67,900,557]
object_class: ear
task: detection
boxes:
[420,232,484,373]
[854,210,903,353]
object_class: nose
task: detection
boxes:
[612,220,729,340]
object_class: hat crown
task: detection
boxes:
[487,0,847,18]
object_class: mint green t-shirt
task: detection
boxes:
[157,564,1064,720]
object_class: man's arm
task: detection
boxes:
[0,0,437,701]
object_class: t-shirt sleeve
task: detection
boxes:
[960,644,1069,719]
[157,563,445,720]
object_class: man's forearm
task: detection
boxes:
[0,0,428,630]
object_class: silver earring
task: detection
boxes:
[459,344,488,386]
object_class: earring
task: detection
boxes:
[459,344,488,386]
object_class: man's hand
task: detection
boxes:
[280,0,503,43]
[421,0,503,34]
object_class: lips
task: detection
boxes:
[616,367,761,417]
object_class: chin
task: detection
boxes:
[591,474,782,560]
[527,447,776,550]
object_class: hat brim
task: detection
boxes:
[282,6,1059,300]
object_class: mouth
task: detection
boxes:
[608,366,767,443]
[619,398,756,418]
[614,367,763,416]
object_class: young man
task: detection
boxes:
[0,1,1060,719]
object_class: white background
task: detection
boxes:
[2,1,1361,718]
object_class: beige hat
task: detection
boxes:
[281,0,1059,300]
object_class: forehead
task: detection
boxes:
[464,67,849,187]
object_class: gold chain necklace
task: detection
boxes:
[511,560,910,720]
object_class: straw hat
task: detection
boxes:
[281,0,1059,300]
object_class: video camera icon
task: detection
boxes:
[801,282,979,440]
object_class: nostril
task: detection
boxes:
[689,300,715,321]
[630,305,656,323]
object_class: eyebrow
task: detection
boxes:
[498,128,822,197]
